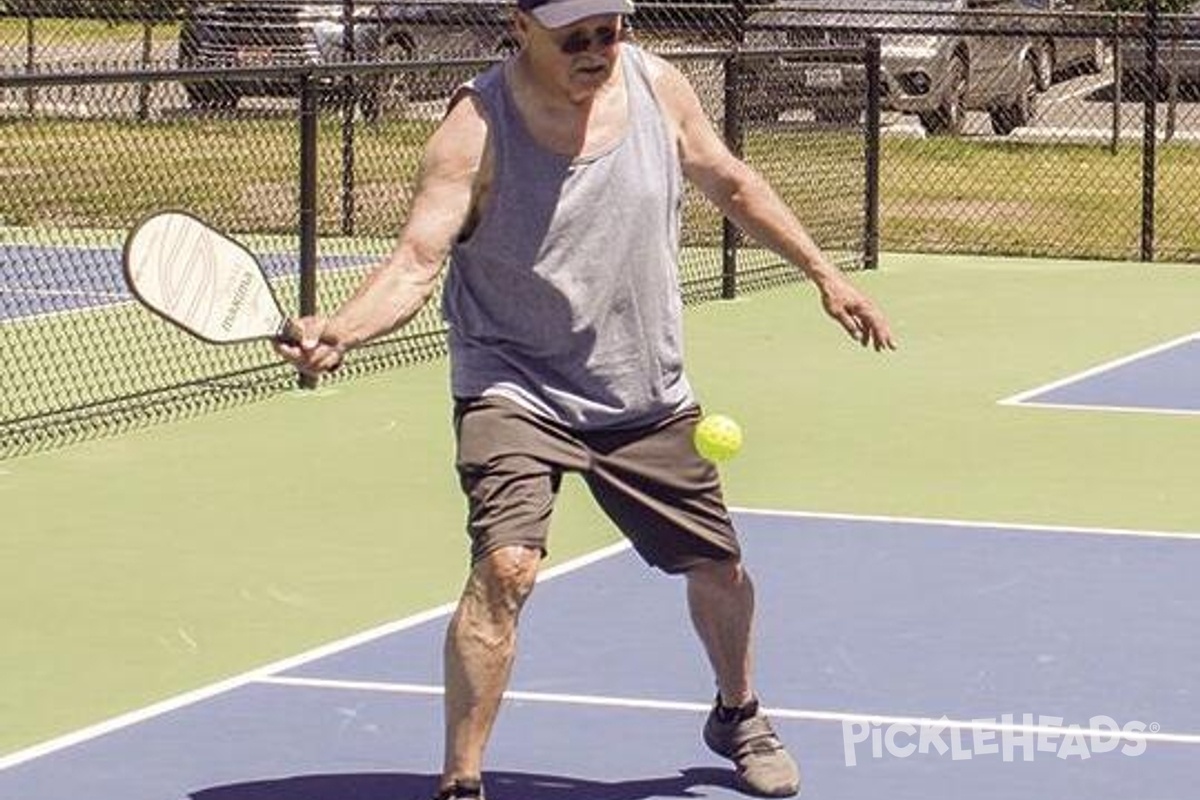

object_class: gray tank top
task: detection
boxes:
[442,45,692,430]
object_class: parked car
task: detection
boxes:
[1117,0,1200,98]
[177,1,513,118]
[740,13,871,124]
[1024,0,1108,91]
[741,0,1044,136]
[632,0,774,30]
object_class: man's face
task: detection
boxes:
[518,12,624,94]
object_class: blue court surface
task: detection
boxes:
[1003,333,1200,415]
[2,510,1198,800]
[0,243,370,321]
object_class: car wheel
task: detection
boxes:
[361,38,412,122]
[918,53,967,136]
[989,55,1038,136]
[1035,42,1053,92]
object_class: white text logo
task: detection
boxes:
[842,715,1157,766]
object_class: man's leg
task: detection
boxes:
[686,557,755,709]
[580,407,800,796]
[446,397,582,796]
[440,544,542,795]
[688,557,801,798]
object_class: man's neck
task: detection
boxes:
[511,49,623,112]
[507,50,628,158]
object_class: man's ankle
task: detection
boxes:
[435,777,484,799]
[714,693,759,723]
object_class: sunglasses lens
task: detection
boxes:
[559,27,617,55]
[560,33,589,55]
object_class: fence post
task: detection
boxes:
[341,0,357,235]
[1165,37,1178,142]
[718,0,750,300]
[341,103,357,236]
[137,19,153,122]
[299,74,320,390]
[864,36,882,271]
[24,13,35,116]
[1110,12,1121,155]
[721,53,743,300]
[1141,0,1158,262]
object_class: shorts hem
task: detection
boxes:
[470,538,549,566]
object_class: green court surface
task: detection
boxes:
[3,252,1199,757]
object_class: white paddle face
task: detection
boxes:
[123,212,286,344]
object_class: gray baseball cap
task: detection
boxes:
[517,0,635,29]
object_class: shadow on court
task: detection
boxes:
[191,767,738,800]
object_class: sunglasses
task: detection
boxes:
[554,26,620,55]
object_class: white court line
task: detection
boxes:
[1011,399,1200,417]
[0,298,140,328]
[728,507,1200,541]
[0,300,140,328]
[256,676,1200,747]
[0,285,127,300]
[998,331,1200,407]
[0,540,632,772]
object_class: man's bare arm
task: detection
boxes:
[649,55,895,350]
[278,93,490,371]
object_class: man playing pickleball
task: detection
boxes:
[276,1,895,796]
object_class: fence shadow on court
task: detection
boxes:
[191,767,739,800]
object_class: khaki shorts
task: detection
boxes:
[453,396,741,574]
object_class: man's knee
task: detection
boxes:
[686,555,747,590]
[468,544,542,616]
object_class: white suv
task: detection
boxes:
[743,0,1043,135]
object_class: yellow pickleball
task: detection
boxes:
[694,413,744,463]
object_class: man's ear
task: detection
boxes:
[512,10,531,43]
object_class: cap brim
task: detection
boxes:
[528,0,634,29]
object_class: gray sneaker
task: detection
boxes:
[703,697,801,797]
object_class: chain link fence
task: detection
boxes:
[1,1,873,457]
[3,1,1200,458]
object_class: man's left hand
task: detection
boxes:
[820,280,897,352]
